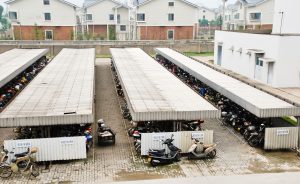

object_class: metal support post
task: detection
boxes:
[297,117,300,156]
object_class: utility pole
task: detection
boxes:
[222,0,228,30]
[279,11,284,35]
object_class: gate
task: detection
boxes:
[140,130,214,155]
[4,136,87,162]
[264,127,299,150]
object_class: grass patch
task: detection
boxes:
[96,54,111,58]
[281,116,298,126]
[183,52,214,57]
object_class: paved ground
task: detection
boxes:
[107,172,300,184]
[192,56,214,65]
[1,58,300,184]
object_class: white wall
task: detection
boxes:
[7,0,76,26]
[198,7,216,21]
[272,0,300,34]
[86,0,129,26]
[136,0,198,26]
[246,0,274,26]
[214,31,300,87]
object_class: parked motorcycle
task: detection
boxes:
[248,124,266,147]
[147,135,181,167]
[0,147,39,178]
[187,139,216,160]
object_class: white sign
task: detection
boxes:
[60,139,74,145]
[277,129,289,136]
[191,132,204,141]
[16,141,32,148]
[152,134,166,141]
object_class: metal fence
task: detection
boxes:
[140,131,214,155]
[264,127,299,150]
[4,136,87,162]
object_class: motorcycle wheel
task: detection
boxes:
[150,159,158,167]
[0,165,12,178]
[175,153,181,162]
[208,150,217,159]
[243,132,250,140]
[248,138,259,147]
[30,163,39,177]
[17,160,30,172]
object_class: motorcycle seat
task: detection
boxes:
[15,151,29,158]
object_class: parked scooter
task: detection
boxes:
[147,135,181,167]
[187,139,216,160]
[0,147,39,178]
[247,124,265,147]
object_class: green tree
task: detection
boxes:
[199,18,209,26]
[108,26,116,40]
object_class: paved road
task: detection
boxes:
[107,172,300,184]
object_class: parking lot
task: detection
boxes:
[1,58,300,184]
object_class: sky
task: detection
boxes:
[0,0,236,9]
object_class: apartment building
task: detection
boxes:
[82,0,130,40]
[135,0,199,40]
[6,0,77,40]
[198,6,216,22]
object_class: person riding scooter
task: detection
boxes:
[187,139,216,160]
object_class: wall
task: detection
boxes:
[272,0,300,34]
[7,0,76,26]
[13,25,74,40]
[88,25,107,39]
[0,40,214,56]
[137,0,198,26]
[139,26,194,40]
[214,31,300,87]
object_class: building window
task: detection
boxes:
[117,14,120,24]
[109,14,114,20]
[234,13,240,19]
[203,10,206,13]
[86,14,92,21]
[8,11,18,20]
[168,13,174,21]
[120,25,126,31]
[45,30,53,40]
[167,30,174,40]
[225,15,228,21]
[168,2,174,6]
[137,13,145,21]
[44,13,51,21]
[43,0,50,5]
[203,15,206,19]
[250,13,261,21]
[260,60,263,67]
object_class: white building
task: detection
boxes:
[6,0,77,40]
[223,0,275,31]
[214,0,300,88]
[135,0,199,40]
[82,0,130,40]
[198,7,216,22]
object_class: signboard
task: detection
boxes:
[60,138,75,145]
[152,134,166,141]
[16,141,32,148]
[191,132,204,141]
[277,129,289,136]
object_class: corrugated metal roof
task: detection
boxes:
[0,49,49,88]
[155,48,300,118]
[0,48,95,127]
[110,48,220,121]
